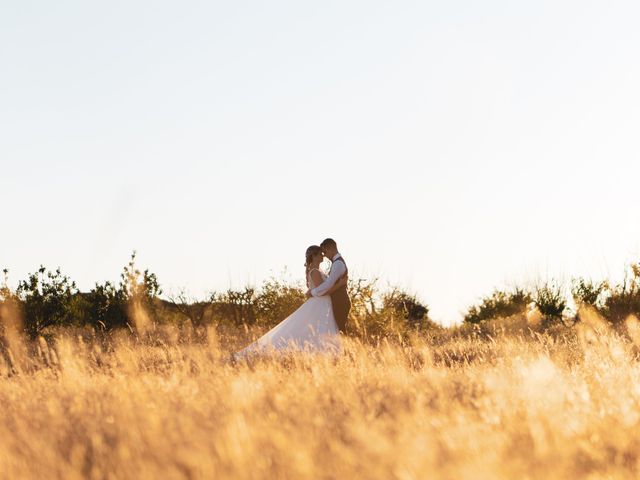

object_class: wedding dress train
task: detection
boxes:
[234,269,341,358]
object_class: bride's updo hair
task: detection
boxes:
[305,245,322,279]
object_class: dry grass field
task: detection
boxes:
[2,311,640,479]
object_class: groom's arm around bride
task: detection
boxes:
[306,273,348,298]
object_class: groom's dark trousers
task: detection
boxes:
[330,257,351,333]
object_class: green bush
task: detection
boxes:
[255,276,306,327]
[464,288,531,324]
[16,266,80,339]
[533,282,567,327]
[211,287,257,327]
[343,278,435,340]
[381,289,431,329]
[85,252,162,333]
[84,281,128,331]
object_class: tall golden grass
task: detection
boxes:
[2,310,640,479]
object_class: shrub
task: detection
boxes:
[571,278,608,311]
[464,288,531,324]
[211,287,258,327]
[255,276,306,327]
[84,281,128,331]
[166,291,213,329]
[16,267,80,338]
[84,252,162,333]
[533,282,567,327]
[381,289,431,329]
[342,278,435,340]
[347,277,379,318]
[602,263,640,323]
[209,276,307,329]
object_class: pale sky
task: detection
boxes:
[2,1,640,325]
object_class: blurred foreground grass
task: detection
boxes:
[2,310,640,479]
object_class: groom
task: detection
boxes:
[308,238,351,333]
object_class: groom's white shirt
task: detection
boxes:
[311,253,346,297]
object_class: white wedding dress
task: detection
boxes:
[234,269,341,359]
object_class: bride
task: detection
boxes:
[234,245,347,359]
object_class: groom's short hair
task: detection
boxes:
[320,238,337,249]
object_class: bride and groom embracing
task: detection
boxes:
[234,238,351,359]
